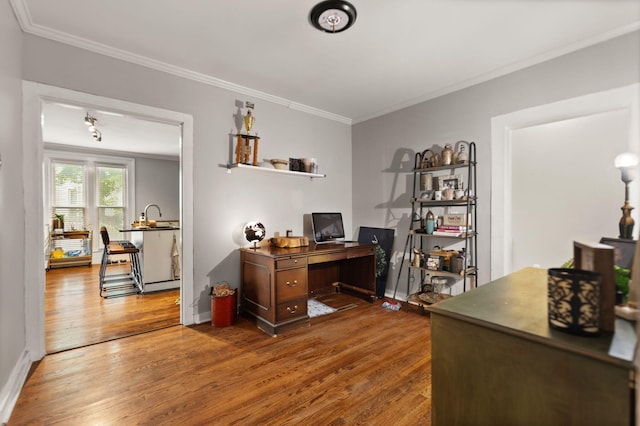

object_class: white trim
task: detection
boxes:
[0,350,31,424]
[490,83,640,280]
[22,82,196,362]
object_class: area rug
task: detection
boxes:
[307,298,337,318]
[314,293,359,313]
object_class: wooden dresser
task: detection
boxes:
[427,267,636,426]
[240,242,376,336]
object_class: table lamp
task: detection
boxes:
[614,152,639,239]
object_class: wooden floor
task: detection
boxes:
[45,263,180,353]
[10,292,433,425]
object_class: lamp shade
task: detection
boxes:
[615,152,639,184]
[614,152,639,169]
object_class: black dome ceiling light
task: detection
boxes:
[309,0,357,33]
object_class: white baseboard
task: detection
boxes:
[196,310,212,325]
[0,349,32,424]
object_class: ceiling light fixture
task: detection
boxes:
[84,113,102,142]
[309,0,357,33]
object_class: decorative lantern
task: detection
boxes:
[547,268,601,336]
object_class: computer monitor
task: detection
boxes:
[311,212,346,243]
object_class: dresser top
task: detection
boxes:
[428,267,636,366]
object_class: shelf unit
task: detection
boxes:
[399,142,477,311]
[226,163,326,178]
[48,230,92,270]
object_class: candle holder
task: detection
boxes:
[548,268,601,336]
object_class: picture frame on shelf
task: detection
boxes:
[426,255,444,271]
[419,190,434,201]
[438,174,463,190]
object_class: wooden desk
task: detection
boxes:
[240,242,376,335]
[427,267,636,426]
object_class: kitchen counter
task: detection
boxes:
[119,224,180,292]
[120,220,180,232]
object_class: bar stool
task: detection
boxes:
[99,226,143,298]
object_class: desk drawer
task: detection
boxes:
[276,268,308,302]
[308,252,347,264]
[347,246,375,259]
[276,297,307,321]
[276,256,307,270]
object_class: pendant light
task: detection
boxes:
[84,113,102,142]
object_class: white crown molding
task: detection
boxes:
[11,0,639,126]
[10,0,352,125]
[352,21,640,124]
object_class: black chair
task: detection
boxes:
[99,226,143,298]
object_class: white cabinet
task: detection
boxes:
[130,228,180,292]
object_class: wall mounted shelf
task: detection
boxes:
[226,163,326,178]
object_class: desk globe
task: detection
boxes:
[244,221,265,249]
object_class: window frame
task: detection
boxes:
[44,150,135,252]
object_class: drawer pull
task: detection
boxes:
[285,280,298,287]
[287,305,298,314]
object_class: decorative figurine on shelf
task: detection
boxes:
[441,144,454,166]
[426,210,435,235]
[453,141,469,164]
[421,149,439,169]
[235,101,261,166]
[243,101,255,135]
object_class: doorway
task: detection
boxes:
[42,100,183,353]
[490,83,639,279]
[23,82,195,359]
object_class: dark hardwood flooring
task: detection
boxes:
[11,285,433,424]
[45,263,180,353]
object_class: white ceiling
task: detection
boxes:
[42,101,181,158]
[12,0,640,156]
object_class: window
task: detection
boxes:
[52,161,86,231]
[97,164,126,241]
[46,152,135,251]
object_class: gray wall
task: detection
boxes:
[352,30,640,296]
[135,157,180,221]
[0,0,25,410]
[21,34,353,317]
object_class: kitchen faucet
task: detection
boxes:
[144,204,162,226]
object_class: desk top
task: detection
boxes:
[240,242,373,258]
[427,267,636,367]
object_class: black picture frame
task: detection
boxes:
[599,237,637,269]
[358,227,395,298]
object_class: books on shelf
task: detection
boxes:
[431,225,470,237]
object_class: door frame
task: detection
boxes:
[23,81,195,360]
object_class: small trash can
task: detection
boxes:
[211,292,237,327]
